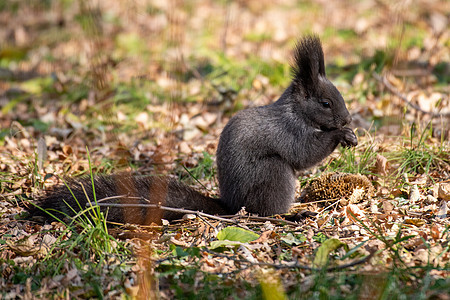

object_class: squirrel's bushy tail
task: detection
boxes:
[27,174,228,225]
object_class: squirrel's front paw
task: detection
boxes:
[340,127,358,148]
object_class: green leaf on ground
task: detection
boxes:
[313,238,349,268]
[216,226,259,242]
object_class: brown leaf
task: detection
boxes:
[62,145,73,156]
[436,200,448,219]
[345,204,366,223]
[251,230,274,244]
[375,154,389,175]
[404,218,426,227]
[404,237,426,251]
[178,141,191,154]
[438,183,450,201]
[170,237,190,247]
[430,225,441,241]
[7,236,39,256]
[382,200,394,214]
[61,268,80,286]
[124,278,139,297]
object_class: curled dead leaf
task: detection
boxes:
[375,154,389,175]
[40,234,57,255]
[345,204,366,223]
[170,237,190,247]
[124,278,139,297]
[409,185,420,202]
[348,187,365,204]
[382,200,394,214]
[438,183,450,201]
[7,236,39,256]
[430,225,440,241]
[436,200,448,219]
[386,74,403,89]
[404,236,426,251]
[62,145,73,156]
[61,268,80,286]
[425,195,438,204]
[404,218,426,227]
[251,230,274,244]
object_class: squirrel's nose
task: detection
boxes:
[342,114,352,127]
[345,114,352,125]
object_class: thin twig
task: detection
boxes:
[93,195,301,226]
[249,249,375,271]
[218,215,300,226]
[200,248,374,272]
[316,199,340,221]
[195,214,218,233]
[245,255,372,271]
[373,72,450,118]
[391,69,431,77]
[95,195,131,203]
[90,200,239,224]
[221,1,231,52]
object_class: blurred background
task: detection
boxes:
[0,2,449,297]
[0,0,448,179]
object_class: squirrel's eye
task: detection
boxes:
[321,101,330,108]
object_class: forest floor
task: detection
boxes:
[0,0,449,299]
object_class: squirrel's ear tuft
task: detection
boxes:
[291,35,326,95]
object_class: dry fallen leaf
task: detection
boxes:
[382,200,394,214]
[1,1,449,298]
[430,224,441,241]
[251,230,274,244]
[7,236,40,257]
[436,200,448,219]
[375,154,389,176]
[438,183,450,201]
[404,218,426,227]
[345,204,366,224]
[62,145,73,156]
[409,185,420,202]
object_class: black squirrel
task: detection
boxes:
[27,36,357,225]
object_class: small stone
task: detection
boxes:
[183,214,196,220]
[192,115,209,131]
[178,141,191,154]
[202,112,218,126]
[370,203,378,213]
[183,126,202,141]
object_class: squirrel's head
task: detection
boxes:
[290,36,351,131]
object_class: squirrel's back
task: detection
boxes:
[216,105,297,215]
